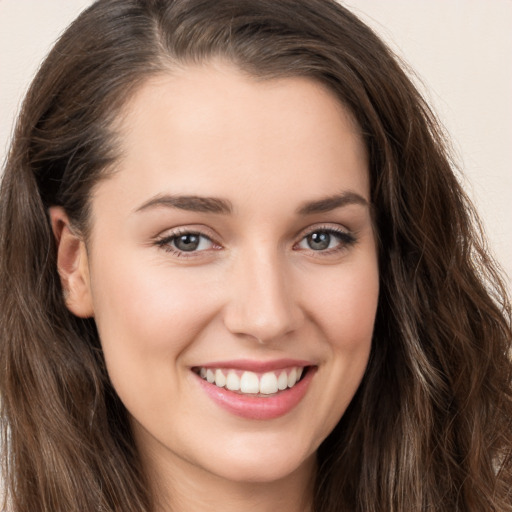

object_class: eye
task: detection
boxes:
[156,231,216,254]
[296,228,355,252]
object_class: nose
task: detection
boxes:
[222,248,304,344]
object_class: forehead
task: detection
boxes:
[96,61,369,213]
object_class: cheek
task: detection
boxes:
[305,258,379,350]
[88,251,220,388]
[302,257,378,424]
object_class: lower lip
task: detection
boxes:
[194,367,316,420]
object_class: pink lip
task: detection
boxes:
[194,365,317,420]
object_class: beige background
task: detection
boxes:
[1,0,511,288]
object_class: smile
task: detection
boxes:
[192,362,316,420]
[195,366,305,395]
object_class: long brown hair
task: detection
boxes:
[1,1,511,510]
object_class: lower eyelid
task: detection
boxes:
[293,230,357,256]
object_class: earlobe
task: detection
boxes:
[49,206,94,318]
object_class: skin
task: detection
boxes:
[51,61,379,512]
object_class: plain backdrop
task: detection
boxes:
[1,0,511,289]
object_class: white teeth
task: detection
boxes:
[198,366,307,395]
[240,371,259,393]
[226,371,240,391]
[215,369,226,388]
[259,372,279,394]
[287,368,297,388]
[277,371,288,391]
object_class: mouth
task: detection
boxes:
[191,362,316,420]
[192,365,309,396]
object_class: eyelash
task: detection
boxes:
[294,226,357,255]
[154,228,219,258]
[154,226,357,258]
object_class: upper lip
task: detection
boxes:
[192,358,314,373]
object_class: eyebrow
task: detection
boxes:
[135,191,368,216]
[296,191,368,215]
[135,194,233,214]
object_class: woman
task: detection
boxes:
[1,0,511,510]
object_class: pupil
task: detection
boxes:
[308,231,330,250]
[175,234,200,251]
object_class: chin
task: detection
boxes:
[197,435,317,485]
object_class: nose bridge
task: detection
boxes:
[223,244,302,343]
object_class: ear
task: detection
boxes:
[49,206,94,318]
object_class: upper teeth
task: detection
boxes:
[198,367,304,395]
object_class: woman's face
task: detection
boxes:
[72,62,379,485]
